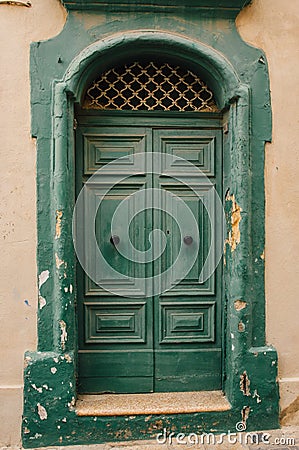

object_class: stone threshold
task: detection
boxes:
[75,390,231,416]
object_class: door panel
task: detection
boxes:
[82,128,148,175]
[154,349,222,391]
[79,350,154,393]
[84,301,147,344]
[152,127,222,392]
[159,301,216,344]
[76,118,222,394]
[77,127,154,393]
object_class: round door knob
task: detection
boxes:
[183,236,193,245]
[110,235,120,246]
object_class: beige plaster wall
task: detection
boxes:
[0,0,66,446]
[237,0,299,414]
[0,0,298,446]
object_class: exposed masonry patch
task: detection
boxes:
[241,406,250,425]
[234,300,247,311]
[225,191,242,252]
[55,210,63,239]
[240,371,251,396]
[59,320,68,350]
[37,403,47,420]
[55,253,64,268]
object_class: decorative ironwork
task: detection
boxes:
[83,61,219,112]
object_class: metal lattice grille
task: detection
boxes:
[83,61,219,112]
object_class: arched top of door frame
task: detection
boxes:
[62,31,245,110]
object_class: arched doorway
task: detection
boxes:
[74,57,224,393]
[23,29,279,447]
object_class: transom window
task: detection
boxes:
[83,61,219,112]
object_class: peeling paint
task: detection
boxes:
[252,389,262,403]
[240,371,250,396]
[225,192,242,252]
[260,250,265,260]
[29,432,42,440]
[38,270,50,289]
[37,403,48,420]
[55,253,64,268]
[59,320,68,350]
[51,367,57,374]
[234,300,247,311]
[68,396,76,408]
[38,270,50,310]
[55,210,63,239]
[241,406,250,425]
[31,384,42,393]
[64,353,72,363]
[238,322,245,332]
[39,295,46,310]
[24,356,32,369]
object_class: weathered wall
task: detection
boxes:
[0,1,66,446]
[237,0,299,415]
[0,0,298,446]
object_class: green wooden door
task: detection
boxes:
[76,114,222,394]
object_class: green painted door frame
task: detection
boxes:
[23,3,279,447]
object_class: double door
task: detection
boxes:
[76,115,223,393]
